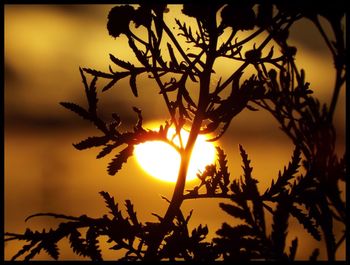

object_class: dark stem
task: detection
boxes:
[312,17,336,59]
[143,116,202,260]
[312,17,345,123]
[144,15,218,260]
[319,196,336,261]
[327,66,345,123]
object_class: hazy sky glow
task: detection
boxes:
[4,5,345,260]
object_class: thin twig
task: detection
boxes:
[25,213,82,222]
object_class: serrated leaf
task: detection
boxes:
[109,54,134,70]
[107,146,134,175]
[83,68,115,79]
[239,145,253,181]
[43,241,60,260]
[69,229,88,257]
[24,243,42,261]
[73,136,109,150]
[216,146,230,192]
[290,205,321,241]
[125,200,139,227]
[271,197,290,257]
[88,76,98,114]
[60,102,92,121]
[99,191,119,217]
[219,203,247,221]
[102,72,130,92]
[263,147,301,199]
[11,241,37,261]
[86,227,102,261]
[238,145,265,232]
[130,74,138,97]
[96,144,117,159]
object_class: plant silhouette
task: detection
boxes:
[5,3,346,261]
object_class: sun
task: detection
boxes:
[134,125,216,183]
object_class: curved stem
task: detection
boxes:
[129,30,149,47]
[143,116,202,260]
[328,67,345,123]
[313,17,337,59]
[144,14,218,260]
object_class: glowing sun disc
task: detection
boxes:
[134,127,216,183]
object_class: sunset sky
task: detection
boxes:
[4,5,345,260]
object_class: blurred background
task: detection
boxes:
[4,5,345,260]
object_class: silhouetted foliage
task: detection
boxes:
[5,2,346,261]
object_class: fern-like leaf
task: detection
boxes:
[107,145,134,175]
[239,144,254,186]
[239,145,265,233]
[83,68,115,79]
[42,240,60,260]
[99,191,119,218]
[69,228,88,257]
[290,204,321,241]
[96,144,117,159]
[125,200,139,227]
[73,136,109,150]
[11,241,38,261]
[24,242,44,261]
[216,146,230,194]
[86,227,102,261]
[270,196,290,258]
[60,102,92,121]
[109,54,134,70]
[263,147,301,199]
[219,203,248,221]
[87,75,98,114]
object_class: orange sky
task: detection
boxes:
[4,5,345,260]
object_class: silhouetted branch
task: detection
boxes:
[5,3,345,261]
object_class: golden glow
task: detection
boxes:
[134,126,216,183]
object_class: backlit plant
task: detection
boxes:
[5,3,346,261]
